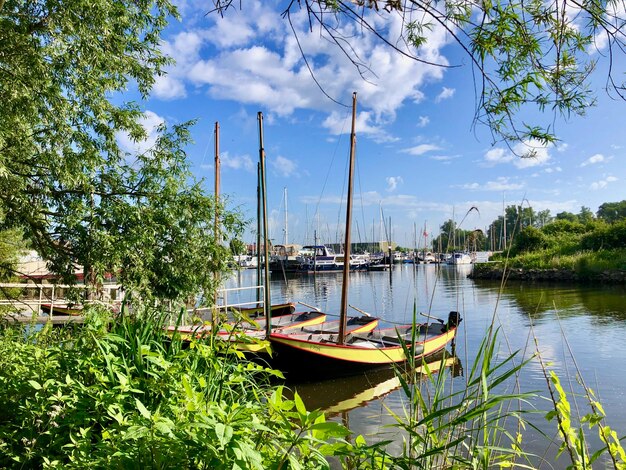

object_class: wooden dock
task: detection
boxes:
[4,313,86,325]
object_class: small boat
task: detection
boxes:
[269,244,304,273]
[228,302,296,318]
[270,312,461,379]
[40,303,82,316]
[446,252,473,265]
[167,310,328,353]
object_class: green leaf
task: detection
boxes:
[135,398,151,420]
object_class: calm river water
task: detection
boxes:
[224,263,626,468]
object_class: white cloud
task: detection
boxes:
[459,177,524,191]
[220,151,255,172]
[580,153,605,167]
[435,87,455,102]
[158,1,453,137]
[272,155,297,177]
[116,110,164,154]
[417,116,430,127]
[590,176,618,190]
[386,176,403,192]
[402,144,442,156]
[483,140,551,168]
[484,147,513,165]
[152,75,187,100]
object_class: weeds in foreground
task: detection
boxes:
[0,306,359,469]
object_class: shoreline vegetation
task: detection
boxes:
[469,216,626,284]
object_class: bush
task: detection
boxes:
[581,219,626,251]
[510,226,548,256]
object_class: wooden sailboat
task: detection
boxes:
[269,93,461,379]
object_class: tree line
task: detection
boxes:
[431,200,626,252]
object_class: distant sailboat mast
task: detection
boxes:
[283,187,289,245]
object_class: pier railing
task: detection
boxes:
[0,282,266,325]
[0,282,123,318]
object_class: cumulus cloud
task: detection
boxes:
[220,151,255,172]
[590,176,618,190]
[435,87,455,102]
[116,110,164,154]
[417,116,430,127]
[272,155,298,177]
[386,176,403,192]
[154,1,453,138]
[580,153,605,167]
[483,140,551,168]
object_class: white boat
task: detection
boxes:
[298,245,369,272]
[446,252,473,265]
[234,255,258,269]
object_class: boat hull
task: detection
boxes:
[269,324,457,380]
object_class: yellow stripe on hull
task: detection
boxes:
[270,328,456,365]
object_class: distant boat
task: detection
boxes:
[298,245,369,272]
[269,244,303,273]
[234,255,258,269]
[446,252,473,265]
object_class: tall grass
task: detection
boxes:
[0,305,359,469]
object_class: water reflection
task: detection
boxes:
[286,351,463,416]
[473,279,626,323]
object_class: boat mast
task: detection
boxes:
[256,162,262,304]
[338,92,357,345]
[258,112,271,338]
[213,122,220,307]
[283,187,288,245]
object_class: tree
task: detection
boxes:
[578,206,595,224]
[556,211,579,222]
[213,1,626,146]
[0,1,243,302]
[536,209,552,228]
[597,201,626,223]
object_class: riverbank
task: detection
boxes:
[470,262,626,283]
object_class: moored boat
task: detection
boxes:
[270,312,461,379]
[40,303,82,316]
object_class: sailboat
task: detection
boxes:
[269,93,461,379]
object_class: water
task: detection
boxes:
[224,264,626,467]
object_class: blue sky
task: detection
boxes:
[120,1,625,248]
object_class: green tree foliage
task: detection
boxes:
[581,219,626,250]
[597,200,626,223]
[536,209,553,228]
[510,226,548,256]
[0,1,243,301]
[578,206,595,224]
[541,219,587,236]
[556,211,579,222]
[214,0,626,145]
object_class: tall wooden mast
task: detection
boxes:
[338,92,357,345]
